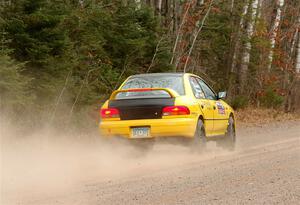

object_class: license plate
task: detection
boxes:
[131,127,150,138]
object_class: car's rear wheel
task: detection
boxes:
[217,116,236,151]
[192,119,207,151]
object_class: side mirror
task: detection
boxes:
[218,91,227,99]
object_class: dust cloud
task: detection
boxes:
[0,119,230,205]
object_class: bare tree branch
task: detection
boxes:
[69,68,98,118]
[147,37,163,73]
[170,0,192,67]
[113,55,130,90]
[147,21,173,73]
[49,70,72,124]
[183,0,214,73]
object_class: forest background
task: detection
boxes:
[1,0,299,130]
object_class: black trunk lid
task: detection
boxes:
[108,98,175,120]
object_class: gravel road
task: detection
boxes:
[1,121,300,205]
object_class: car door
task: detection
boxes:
[198,79,228,135]
[189,76,214,135]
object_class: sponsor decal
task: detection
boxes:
[216,102,225,115]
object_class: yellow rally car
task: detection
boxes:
[99,73,236,149]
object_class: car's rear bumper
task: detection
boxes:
[99,117,197,138]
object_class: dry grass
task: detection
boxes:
[235,107,300,127]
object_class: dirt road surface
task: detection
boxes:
[1,121,300,205]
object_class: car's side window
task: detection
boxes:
[189,77,205,99]
[198,79,216,100]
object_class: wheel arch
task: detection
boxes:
[198,114,204,123]
[229,112,236,130]
[197,114,206,135]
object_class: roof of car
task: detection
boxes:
[129,73,186,78]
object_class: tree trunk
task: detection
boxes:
[230,0,250,73]
[239,0,259,94]
[156,0,163,15]
[230,0,235,13]
[267,0,285,72]
[296,29,300,73]
[256,0,263,19]
[283,18,299,112]
[173,0,178,33]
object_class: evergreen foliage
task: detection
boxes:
[0,26,32,111]
[1,0,299,124]
[1,0,172,117]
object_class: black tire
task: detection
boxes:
[217,116,236,151]
[191,119,207,151]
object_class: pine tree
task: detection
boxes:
[0,18,32,112]
[2,0,72,106]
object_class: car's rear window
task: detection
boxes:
[116,75,184,99]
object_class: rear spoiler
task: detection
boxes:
[109,88,179,100]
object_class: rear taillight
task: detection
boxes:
[162,106,190,116]
[100,108,120,118]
